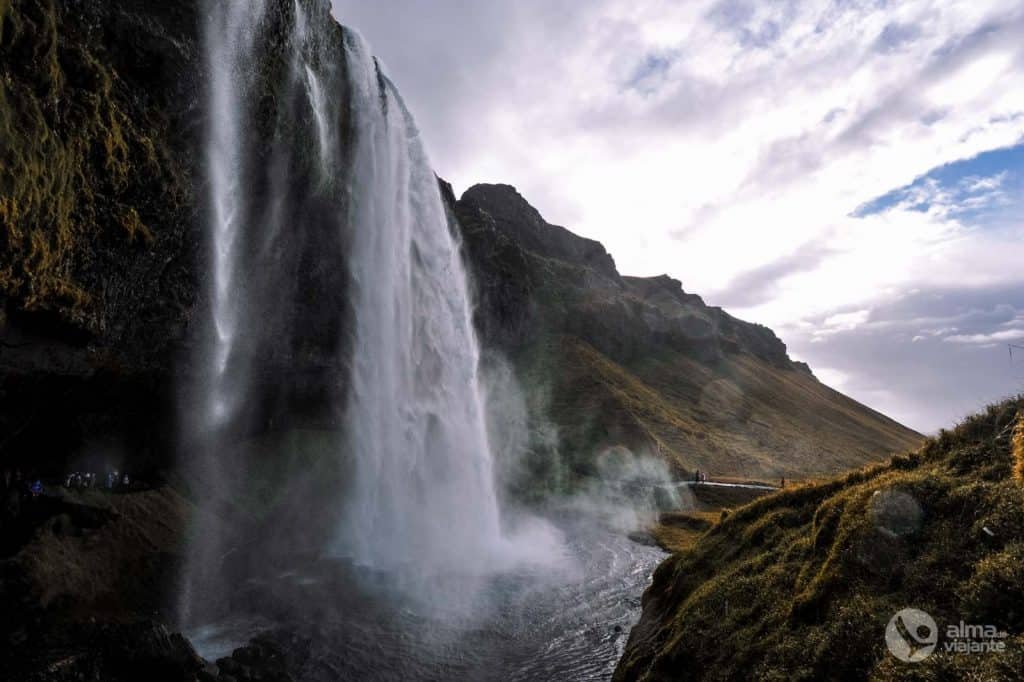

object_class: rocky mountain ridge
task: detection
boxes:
[454,183,805,372]
[450,182,920,481]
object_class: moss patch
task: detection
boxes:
[0,0,187,327]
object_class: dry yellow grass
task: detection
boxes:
[545,335,922,480]
[651,510,722,552]
[1014,411,1024,482]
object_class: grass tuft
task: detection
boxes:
[1013,412,1024,483]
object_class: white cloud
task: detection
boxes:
[820,309,872,333]
[945,328,1024,344]
[813,366,850,390]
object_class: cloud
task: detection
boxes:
[945,328,1024,344]
[874,22,923,53]
[717,239,836,308]
[808,309,872,342]
[333,0,1024,432]
[782,287,1024,431]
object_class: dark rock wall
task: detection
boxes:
[1,0,202,477]
[460,183,620,280]
[0,0,355,477]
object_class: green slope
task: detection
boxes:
[616,397,1024,681]
[537,335,921,480]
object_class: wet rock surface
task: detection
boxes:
[207,635,300,682]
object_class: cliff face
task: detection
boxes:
[0,0,202,476]
[455,183,803,370]
[453,183,921,481]
[0,0,354,478]
[0,0,199,333]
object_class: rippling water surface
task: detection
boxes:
[188,512,665,681]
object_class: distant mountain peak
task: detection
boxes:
[451,181,921,479]
[460,184,620,280]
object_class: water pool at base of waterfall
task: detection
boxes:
[186,513,665,681]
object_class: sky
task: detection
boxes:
[331,0,1024,433]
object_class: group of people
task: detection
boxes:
[64,470,130,490]
[693,470,709,483]
[2,469,44,499]
[2,468,135,501]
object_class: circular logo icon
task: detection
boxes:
[886,608,938,662]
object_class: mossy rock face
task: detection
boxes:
[1012,413,1024,481]
[0,0,198,336]
[0,0,203,476]
[616,396,1024,682]
[0,0,356,478]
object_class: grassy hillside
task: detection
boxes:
[616,397,1024,681]
[537,335,921,480]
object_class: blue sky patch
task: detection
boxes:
[625,52,675,94]
[852,142,1024,227]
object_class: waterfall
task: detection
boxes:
[182,0,540,626]
[180,0,269,629]
[336,32,505,580]
[206,0,267,428]
[183,0,346,626]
